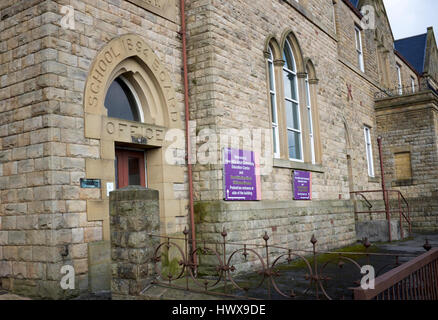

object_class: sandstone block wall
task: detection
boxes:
[185,0,384,255]
[1,0,437,299]
[110,186,160,300]
[194,199,356,272]
[0,0,92,298]
[376,93,438,198]
[186,0,383,202]
[0,0,187,298]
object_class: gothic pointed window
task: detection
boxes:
[265,34,321,166]
[283,40,303,161]
[355,25,365,72]
[104,77,141,122]
[267,46,280,158]
[305,72,315,164]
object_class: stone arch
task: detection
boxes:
[84,33,181,129]
[280,30,305,73]
[82,34,186,242]
[304,58,318,82]
[264,35,281,60]
[303,57,322,163]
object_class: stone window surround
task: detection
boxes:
[264,31,323,172]
[364,124,375,178]
[396,62,403,94]
[283,39,304,162]
[355,24,365,73]
[391,146,414,187]
[267,47,281,159]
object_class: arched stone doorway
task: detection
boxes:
[83,33,186,243]
[82,34,187,292]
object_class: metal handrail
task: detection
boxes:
[374,80,436,99]
[350,189,412,238]
[353,248,438,300]
[353,192,373,209]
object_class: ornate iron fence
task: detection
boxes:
[143,228,433,300]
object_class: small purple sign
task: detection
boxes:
[293,170,312,200]
[223,148,261,201]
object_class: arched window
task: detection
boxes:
[104,76,142,122]
[305,71,315,164]
[265,34,321,167]
[268,46,280,158]
[283,40,303,161]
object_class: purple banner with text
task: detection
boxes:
[293,170,312,200]
[223,148,261,201]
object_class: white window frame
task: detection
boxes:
[364,126,375,177]
[305,74,316,164]
[396,64,403,95]
[283,40,304,163]
[411,76,416,93]
[355,26,365,72]
[268,47,280,159]
[119,75,145,123]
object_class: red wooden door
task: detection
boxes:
[115,149,146,189]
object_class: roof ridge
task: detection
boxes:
[421,33,428,73]
[395,33,427,42]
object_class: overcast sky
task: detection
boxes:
[383,0,438,40]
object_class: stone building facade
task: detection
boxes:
[0,0,437,298]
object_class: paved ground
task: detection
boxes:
[229,232,438,300]
[0,232,437,300]
[378,232,438,255]
[0,290,31,300]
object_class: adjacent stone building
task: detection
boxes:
[0,0,437,298]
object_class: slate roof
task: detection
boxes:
[349,0,360,8]
[394,34,428,74]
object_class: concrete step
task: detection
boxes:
[356,220,408,242]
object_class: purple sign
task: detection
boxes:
[293,170,312,200]
[223,148,261,201]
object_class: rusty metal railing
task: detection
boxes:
[143,229,431,300]
[350,189,412,241]
[374,80,438,99]
[353,247,438,300]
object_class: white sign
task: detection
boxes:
[107,182,115,196]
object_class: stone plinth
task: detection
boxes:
[110,186,160,300]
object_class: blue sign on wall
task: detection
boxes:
[80,178,101,189]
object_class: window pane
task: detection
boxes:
[288,130,302,160]
[268,62,275,90]
[286,100,300,130]
[283,70,291,99]
[272,127,278,155]
[355,28,361,50]
[364,127,374,176]
[305,81,311,107]
[104,77,140,122]
[283,71,297,100]
[283,41,296,71]
[128,157,141,186]
[270,93,277,123]
[307,108,313,134]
